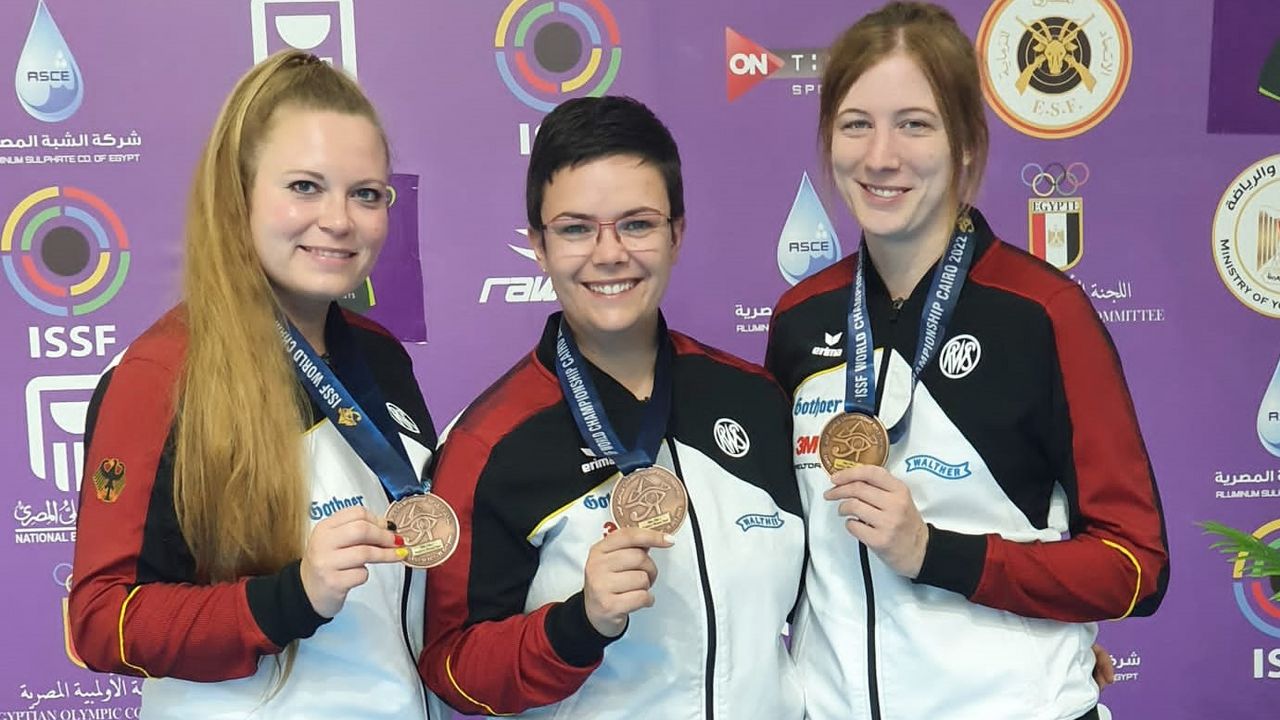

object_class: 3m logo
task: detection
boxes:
[795,434,819,455]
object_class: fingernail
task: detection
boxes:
[395,547,409,559]
[386,520,397,531]
[662,534,676,544]
[394,535,405,547]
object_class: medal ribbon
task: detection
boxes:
[846,214,978,442]
[554,313,674,475]
[278,305,428,499]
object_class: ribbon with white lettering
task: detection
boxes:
[278,305,427,499]
[554,313,673,474]
[846,214,977,441]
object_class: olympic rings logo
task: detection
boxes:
[1020,162,1090,197]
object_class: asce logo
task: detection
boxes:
[15,0,84,123]
[778,173,841,286]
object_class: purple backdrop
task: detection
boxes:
[1,1,1276,718]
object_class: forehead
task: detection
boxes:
[542,154,668,211]
[839,51,939,110]
[256,107,386,169]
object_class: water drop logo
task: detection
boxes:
[1260,354,1280,458]
[14,0,84,123]
[778,173,841,286]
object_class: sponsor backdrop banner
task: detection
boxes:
[0,1,1276,718]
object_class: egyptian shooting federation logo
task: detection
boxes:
[1022,162,1087,270]
[2,186,131,316]
[1213,154,1280,319]
[978,0,1132,139]
[494,0,621,112]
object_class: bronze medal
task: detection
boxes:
[818,412,889,473]
[610,466,687,535]
[384,493,459,568]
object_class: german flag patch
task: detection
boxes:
[92,458,126,503]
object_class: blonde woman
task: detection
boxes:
[70,51,443,719]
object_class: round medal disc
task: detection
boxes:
[384,493,459,569]
[819,412,889,473]
[610,466,687,535]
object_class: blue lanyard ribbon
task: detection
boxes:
[554,314,673,474]
[846,215,978,442]
[278,305,427,499]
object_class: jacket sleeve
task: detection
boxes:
[915,285,1169,622]
[420,428,613,715]
[69,355,328,681]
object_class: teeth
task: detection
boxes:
[587,281,637,296]
[305,247,355,259]
[865,185,904,198]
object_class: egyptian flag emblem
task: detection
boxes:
[1029,197,1083,271]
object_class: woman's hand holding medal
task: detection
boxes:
[824,465,928,579]
[582,527,674,638]
[300,506,406,618]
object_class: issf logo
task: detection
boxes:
[495,0,622,112]
[2,186,130,316]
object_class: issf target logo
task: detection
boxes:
[2,186,130,316]
[494,0,622,112]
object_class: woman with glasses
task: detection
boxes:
[419,96,805,720]
[764,3,1168,719]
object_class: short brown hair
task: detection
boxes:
[818,1,988,208]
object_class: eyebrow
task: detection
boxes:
[550,206,666,220]
[283,169,387,187]
[838,106,940,118]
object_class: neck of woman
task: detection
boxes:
[863,206,958,301]
[569,314,661,400]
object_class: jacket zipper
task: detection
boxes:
[669,441,717,720]
[399,566,431,719]
[862,296,904,720]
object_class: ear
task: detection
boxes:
[961,149,972,166]
[528,227,548,273]
[670,217,687,261]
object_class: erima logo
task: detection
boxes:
[309,494,367,521]
[736,512,784,531]
[811,331,843,358]
[939,334,981,379]
[580,447,616,474]
[904,455,971,480]
[794,397,840,417]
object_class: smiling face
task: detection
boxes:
[248,106,389,325]
[531,154,683,351]
[829,51,957,248]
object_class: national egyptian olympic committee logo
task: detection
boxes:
[977,0,1132,139]
[2,186,130,316]
[494,0,622,112]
